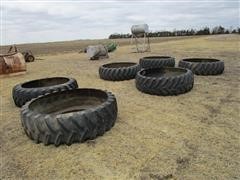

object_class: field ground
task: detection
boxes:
[0,36,197,56]
[1,34,240,179]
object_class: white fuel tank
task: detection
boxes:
[131,24,149,35]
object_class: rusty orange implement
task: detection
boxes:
[0,45,26,75]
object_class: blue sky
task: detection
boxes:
[0,0,239,45]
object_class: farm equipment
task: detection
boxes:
[131,24,151,53]
[86,45,109,60]
[22,50,35,62]
[106,42,117,52]
[0,45,26,76]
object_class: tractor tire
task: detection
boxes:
[178,58,224,75]
[21,88,118,146]
[13,77,78,107]
[99,62,140,81]
[26,55,35,62]
[140,56,175,69]
[135,67,194,96]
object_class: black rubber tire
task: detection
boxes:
[12,77,78,107]
[139,56,175,69]
[99,62,140,81]
[135,67,194,96]
[26,55,35,62]
[178,58,224,75]
[21,88,118,146]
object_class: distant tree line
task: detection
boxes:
[109,26,240,39]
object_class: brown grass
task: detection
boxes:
[1,34,239,179]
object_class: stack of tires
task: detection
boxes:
[12,77,118,146]
[13,56,224,147]
[99,56,224,96]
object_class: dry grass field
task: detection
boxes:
[0,36,197,56]
[1,34,239,179]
